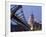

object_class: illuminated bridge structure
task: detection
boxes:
[11,5,30,32]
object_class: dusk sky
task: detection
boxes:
[22,5,42,23]
[11,5,42,25]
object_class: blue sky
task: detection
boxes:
[11,5,42,25]
[22,5,42,23]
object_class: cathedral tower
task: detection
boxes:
[28,13,34,30]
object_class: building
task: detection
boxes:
[28,13,42,31]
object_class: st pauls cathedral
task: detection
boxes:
[28,13,42,31]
